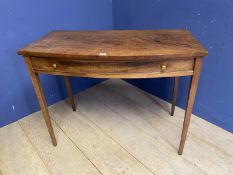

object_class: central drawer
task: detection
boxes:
[30,57,194,78]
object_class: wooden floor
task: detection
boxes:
[1,79,233,175]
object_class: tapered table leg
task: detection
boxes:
[24,57,57,146]
[64,76,76,111]
[178,57,202,155]
[171,77,180,116]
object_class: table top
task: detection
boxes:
[18,30,207,61]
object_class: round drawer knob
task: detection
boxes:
[161,65,167,71]
[52,64,57,69]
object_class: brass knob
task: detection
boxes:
[52,64,57,69]
[161,65,167,71]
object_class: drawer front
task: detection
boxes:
[30,57,194,78]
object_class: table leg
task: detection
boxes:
[24,57,57,146]
[171,77,180,116]
[64,76,76,111]
[178,57,202,155]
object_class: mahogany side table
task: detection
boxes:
[18,30,207,155]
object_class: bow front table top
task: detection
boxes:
[18,30,207,155]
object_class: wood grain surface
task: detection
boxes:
[18,30,207,61]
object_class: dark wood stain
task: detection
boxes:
[18,30,207,61]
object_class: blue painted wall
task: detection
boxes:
[1,0,233,133]
[113,0,233,133]
[0,0,112,127]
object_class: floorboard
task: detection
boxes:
[0,158,6,175]
[87,79,233,174]
[0,123,50,175]
[105,80,233,156]
[105,80,233,159]
[50,102,154,175]
[77,92,206,175]
[1,79,233,175]
[18,112,101,175]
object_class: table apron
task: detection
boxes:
[29,57,195,78]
